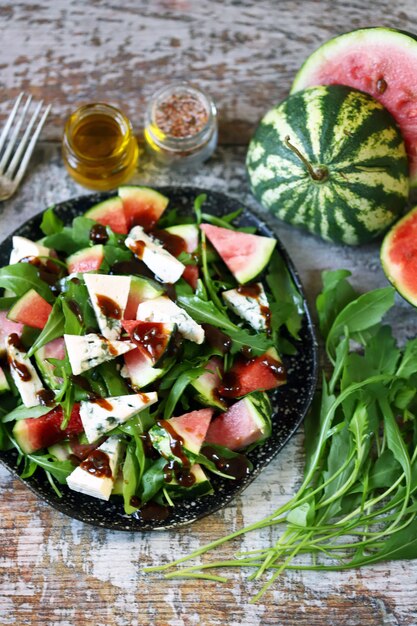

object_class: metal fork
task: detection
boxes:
[0,93,51,201]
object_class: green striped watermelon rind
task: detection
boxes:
[246,84,409,246]
[290,27,417,187]
[381,204,417,307]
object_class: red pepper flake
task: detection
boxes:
[155,93,209,138]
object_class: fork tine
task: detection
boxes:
[5,100,43,178]
[0,94,32,174]
[0,92,24,154]
[13,104,51,187]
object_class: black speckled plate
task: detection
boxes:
[0,187,318,531]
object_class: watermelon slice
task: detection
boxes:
[219,348,286,398]
[13,404,83,454]
[149,408,213,462]
[164,224,199,253]
[191,356,226,409]
[291,27,417,186]
[124,275,164,319]
[67,245,104,274]
[35,337,65,389]
[85,197,128,234]
[121,319,174,364]
[7,289,52,329]
[182,265,199,290]
[200,223,276,284]
[122,347,163,388]
[381,205,417,306]
[119,186,169,230]
[205,393,271,451]
[0,311,23,357]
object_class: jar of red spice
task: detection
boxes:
[144,82,218,168]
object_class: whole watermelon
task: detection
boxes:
[246,85,409,245]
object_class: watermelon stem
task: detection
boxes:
[284,136,328,182]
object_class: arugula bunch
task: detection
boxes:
[146,270,417,598]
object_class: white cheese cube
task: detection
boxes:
[137,296,205,344]
[66,436,122,501]
[10,236,51,265]
[6,334,45,407]
[83,273,131,340]
[125,226,185,284]
[80,391,158,443]
[222,283,270,332]
[64,333,136,376]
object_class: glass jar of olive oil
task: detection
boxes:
[62,103,138,190]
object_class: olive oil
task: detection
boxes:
[63,103,138,190]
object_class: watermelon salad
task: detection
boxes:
[0,186,303,520]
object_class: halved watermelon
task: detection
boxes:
[85,197,128,234]
[205,393,271,450]
[0,311,23,357]
[119,186,169,230]
[7,289,52,329]
[219,348,286,398]
[67,245,104,274]
[124,275,164,320]
[13,404,83,454]
[200,223,276,284]
[381,204,417,306]
[149,408,213,462]
[291,27,417,186]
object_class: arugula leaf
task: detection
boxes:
[26,454,74,483]
[163,366,206,419]
[266,251,303,339]
[1,404,52,423]
[326,287,395,363]
[0,296,17,310]
[316,269,357,337]
[27,298,64,357]
[40,206,64,236]
[177,294,236,331]
[0,263,54,302]
[43,217,97,254]
[140,457,166,503]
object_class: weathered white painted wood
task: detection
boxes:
[1,0,417,143]
[1,144,417,626]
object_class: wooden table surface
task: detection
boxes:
[2,2,417,625]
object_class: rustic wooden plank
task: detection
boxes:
[1,143,417,626]
[1,0,417,144]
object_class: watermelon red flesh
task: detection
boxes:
[43,337,66,360]
[381,205,417,306]
[0,311,23,356]
[205,399,264,451]
[219,352,286,398]
[122,319,170,362]
[169,408,213,455]
[7,289,52,330]
[200,223,276,284]
[67,245,104,274]
[85,197,128,235]
[13,404,83,454]
[291,28,417,185]
[182,265,199,290]
[119,186,169,231]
